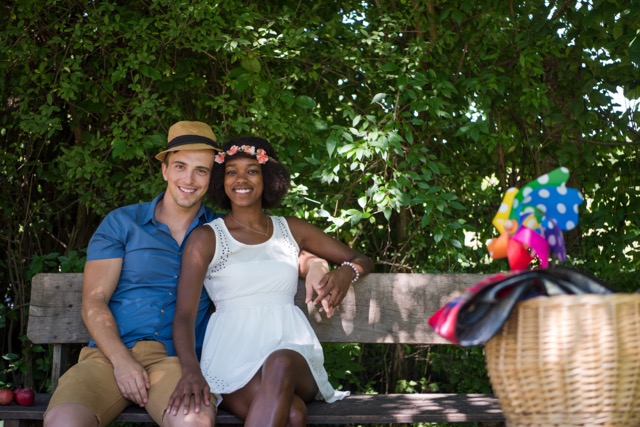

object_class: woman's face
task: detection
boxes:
[223,156,264,208]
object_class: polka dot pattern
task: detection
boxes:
[489,167,583,268]
[523,187,582,231]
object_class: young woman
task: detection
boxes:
[167,137,374,427]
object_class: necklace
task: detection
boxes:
[229,213,271,237]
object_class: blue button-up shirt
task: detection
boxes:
[86,193,219,357]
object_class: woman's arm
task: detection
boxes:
[286,216,374,311]
[167,225,216,416]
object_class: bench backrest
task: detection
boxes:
[28,272,486,345]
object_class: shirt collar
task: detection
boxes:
[144,193,165,225]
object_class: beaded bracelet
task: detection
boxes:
[341,261,360,283]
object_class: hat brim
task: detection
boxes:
[155,143,222,162]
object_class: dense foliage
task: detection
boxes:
[1,1,638,423]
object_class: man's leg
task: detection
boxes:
[44,403,99,427]
[162,398,217,427]
[44,347,131,427]
[135,341,216,427]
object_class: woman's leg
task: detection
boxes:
[221,349,319,427]
[244,349,318,427]
[285,394,308,427]
[219,372,261,421]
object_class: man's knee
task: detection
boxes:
[162,402,216,427]
[44,403,98,427]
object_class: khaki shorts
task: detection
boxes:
[46,341,196,426]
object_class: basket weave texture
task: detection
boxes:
[485,294,640,427]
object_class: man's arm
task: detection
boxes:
[289,217,374,315]
[82,258,150,406]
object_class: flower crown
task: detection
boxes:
[214,145,270,164]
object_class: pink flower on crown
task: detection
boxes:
[256,149,269,164]
[227,145,240,155]
[241,145,256,155]
[214,152,226,164]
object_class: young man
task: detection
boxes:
[44,121,224,427]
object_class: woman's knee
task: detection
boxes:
[287,395,308,427]
[263,349,303,376]
[263,349,318,400]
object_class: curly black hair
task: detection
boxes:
[209,136,291,210]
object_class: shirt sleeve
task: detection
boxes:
[86,209,127,261]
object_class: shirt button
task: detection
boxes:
[154,332,158,336]
[174,275,178,279]
[160,309,165,313]
[168,292,173,296]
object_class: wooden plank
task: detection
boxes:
[297,273,486,343]
[1,420,43,427]
[28,273,485,345]
[0,393,504,424]
[304,394,504,423]
[50,345,62,392]
[0,393,51,420]
[27,273,86,343]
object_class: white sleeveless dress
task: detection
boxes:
[199,216,349,403]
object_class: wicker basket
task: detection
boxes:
[485,294,640,427]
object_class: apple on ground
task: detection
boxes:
[14,387,35,406]
[0,388,14,405]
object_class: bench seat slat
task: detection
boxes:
[0,393,505,424]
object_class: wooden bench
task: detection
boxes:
[0,272,505,426]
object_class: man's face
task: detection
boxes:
[161,149,215,210]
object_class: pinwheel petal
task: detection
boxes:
[512,227,550,268]
[492,188,519,234]
[507,239,534,270]
[487,232,510,259]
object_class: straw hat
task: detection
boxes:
[155,121,220,162]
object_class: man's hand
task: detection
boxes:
[304,258,336,317]
[112,353,150,406]
[166,368,211,416]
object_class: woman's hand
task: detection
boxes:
[311,266,355,317]
[166,368,211,416]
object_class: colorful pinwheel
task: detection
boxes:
[486,167,584,270]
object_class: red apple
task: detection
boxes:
[0,389,14,405]
[14,387,35,406]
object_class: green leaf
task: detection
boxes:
[295,95,316,109]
